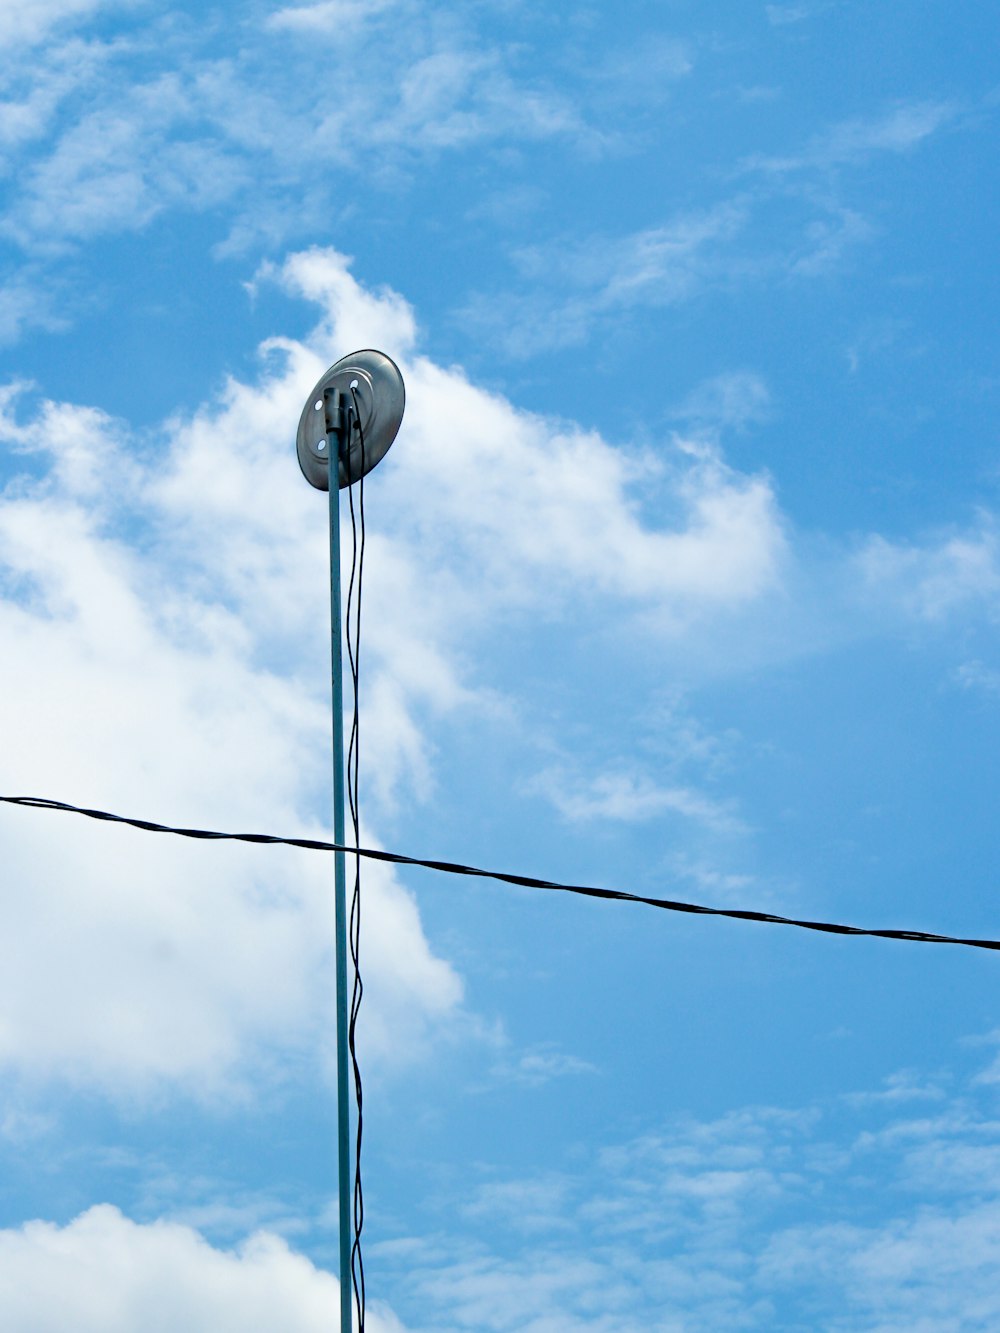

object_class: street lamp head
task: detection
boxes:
[296,348,405,491]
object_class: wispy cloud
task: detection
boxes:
[580,35,694,114]
[489,1045,599,1089]
[665,853,759,906]
[461,1174,577,1233]
[674,371,772,434]
[856,521,1000,621]
[953,659,1000,696]
[375,1050,1000,1329]
[462,201,752,355]
[745,100,956,175]
[460,192,876,355]
[462,94,960,356]
[530,767,745,833]
[0,0,124,49]
[765,1,835,27]
[0,7,593,262]
[0,271,70,345]
[16,1053,1000,1333]
[265,0,402,34]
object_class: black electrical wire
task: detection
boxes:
[345,388,366,1332]
[1,793,999,953]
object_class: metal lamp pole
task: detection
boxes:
[295,351,405,1333]
[326,419,353,1333]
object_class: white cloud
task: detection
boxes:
[466,201,752,354]
[461,1174,576,1232]
[953,659,1000,696]
[0,42,109,160]
[0,0,125,48]
[383,366,785,615]
[765,1,834,26]
[746,100,956,175]
[530,768,744,832]
[459,178,875,354]
[597,205,750,307]
[0,275,68,345]
[590,36,693,97]
[842,1070,946,1109]
[0,355,461,1093]
[0,249,785,1096]
[675,372,772,433]
[157,249,788,817]
[4,81,249,248]
[789,205,873,276]
[0,1205,407,1333]
[0,238,805,1106]
[489,1045,598,1088]
[1,7,589,258]
[379,1105,813,1329]
[665,854,758,906]
[266,0,402,34]
[373,47,583,151]
[761,1203,1000,1330]
[823,101,956,160]
[275,248,419,362]
[374,1055,1000,1330]
[856,522,1000,621]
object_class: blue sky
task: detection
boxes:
[1,1,999,1328]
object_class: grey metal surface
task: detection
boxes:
[296,348,405,490]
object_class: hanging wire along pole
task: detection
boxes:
[325,398,354,1333]
[3,793,1000,955]
[344,385,367,1328]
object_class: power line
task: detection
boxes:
[2,793,998,954]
